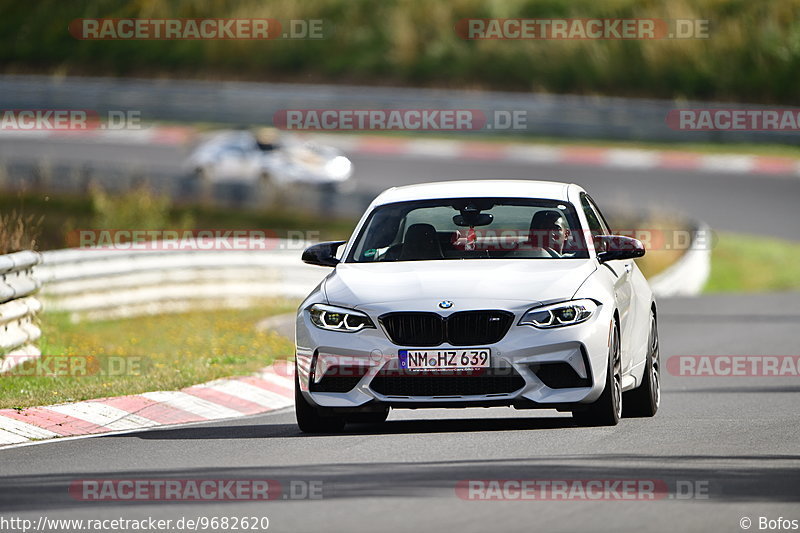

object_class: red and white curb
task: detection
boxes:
[0,361,295,447]
[0,126,194,146]
[311,134,800,178]
[4,125,796,177]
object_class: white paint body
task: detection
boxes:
[296,180,655,411]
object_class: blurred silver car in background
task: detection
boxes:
[184,128,354,190]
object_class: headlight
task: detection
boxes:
[323,156,352,181]
[519,299,598,329]
[308,303,375,332]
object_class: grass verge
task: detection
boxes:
[0,301,298,410]
[608,213,687,280]
[705,233,800,293]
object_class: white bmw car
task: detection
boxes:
[295,180,660,432]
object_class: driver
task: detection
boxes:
[527,210,572,257]
[254,127,281,151]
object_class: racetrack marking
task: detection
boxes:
[699,155,755,174]
[140,390,246,420]
[100,395,203,425]
[0,406,107,436]
[405,139,462,158]
[203,379,294,410]
[0,415,60,440]
[0,428,29,445]
[254,369,294,388]
[606,149,659,168]
[751,157,800,175]
[459,141,510,160]
[183,383,272,414]
[0,363,296,448]
[242,375,294,397]
[0,126,191,145]
[318,133,800,177]
[45,402,158,431]
[503,144,563,163]
[0,404,294,451]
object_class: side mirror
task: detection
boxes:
[302,240,346,267]
[596,235,645,263]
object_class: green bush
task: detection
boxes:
[1,0,799,103]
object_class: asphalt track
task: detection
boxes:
[1,136,799,240]
[1,293,798,533]
[0,136,798,532]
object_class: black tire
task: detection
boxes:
[573,320,622,427]
[347,408,390,425]
[622,311,660,418]
[295,369,345,433]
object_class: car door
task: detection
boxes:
[580,194,635,373]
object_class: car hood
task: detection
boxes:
[324,259,596,307]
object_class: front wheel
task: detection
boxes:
[622,311,660,418]
[295,368,345,433]
[573,320,622,427]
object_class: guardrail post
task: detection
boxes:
[0,250,43,372]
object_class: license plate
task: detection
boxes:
[398,349,491,371]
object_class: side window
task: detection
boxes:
[585,195,612,234]
[580,193,605,236]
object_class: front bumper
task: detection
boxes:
[295,301,614,410]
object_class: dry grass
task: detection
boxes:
[607,212,688,279]
[0,210,42,254]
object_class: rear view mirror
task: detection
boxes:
[596,235,645,263]
[453,213,493,227]
[302,240,346,267]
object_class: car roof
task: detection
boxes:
[371,180,576,206]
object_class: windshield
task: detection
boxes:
[347,197,588,262]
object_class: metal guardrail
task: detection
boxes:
[36,239,328,321]
[1,74,798,144]
[648,222,712,298]
[35,225,710,325]
[0,251,42,371]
